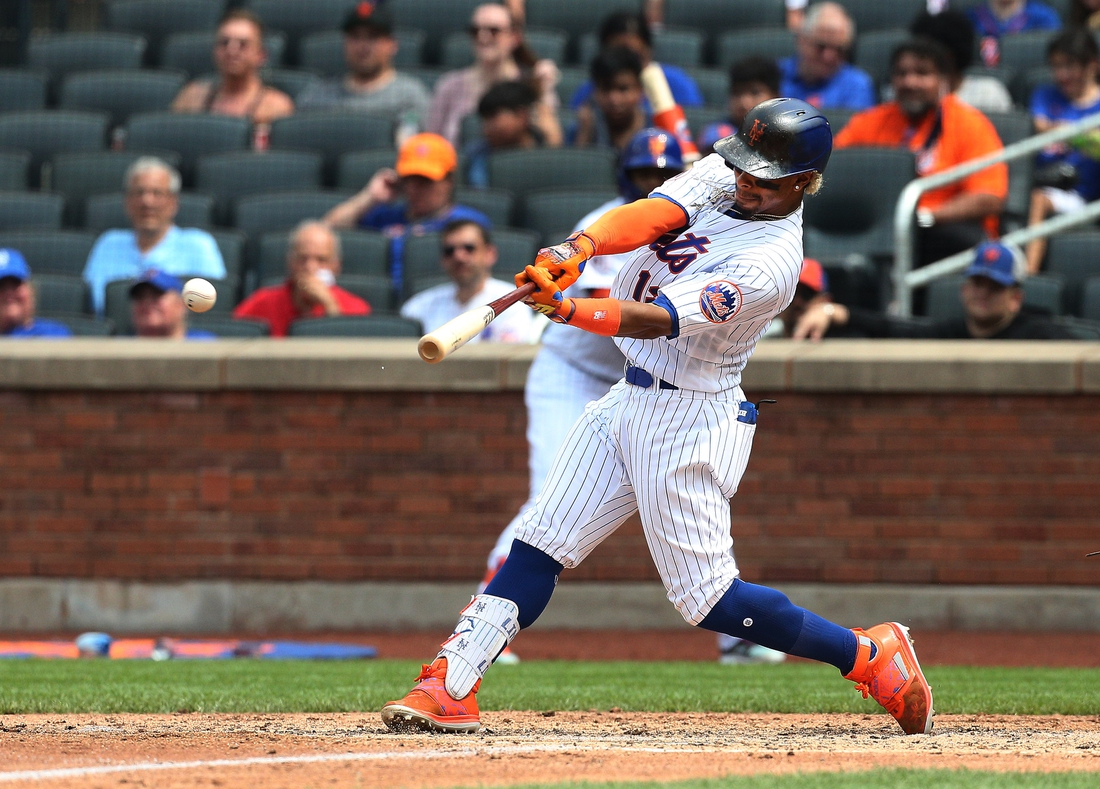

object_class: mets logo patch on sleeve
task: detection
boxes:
[699,280,743,323]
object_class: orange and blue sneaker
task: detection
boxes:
[845,622,934,735]
[381,657,481,733]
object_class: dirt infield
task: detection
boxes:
[1,712,1099,788]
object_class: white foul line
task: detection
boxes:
[0,743,717,783]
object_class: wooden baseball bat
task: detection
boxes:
[417,281,537,363]
[641,62,700,163]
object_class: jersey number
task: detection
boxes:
[630,270,659,303]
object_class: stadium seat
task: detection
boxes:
[832,0,928,33]
[854,29,909,91]
[27,33,147,90]
[404,67,444,91]
[488,148,617,199]
[684,106,726,137]
[1081,276,1100,321]
[453,187,515,228]
[1023,274,1064,316]
[684,68,728,109]
[51,150,183,227]
[234,191,352,236]
[0,152,30,192]
[0,192,64,231]
[822,107,856,135]
[334,274,394,312]
[985,110,1036,221]
[58,69,188,129]
[244,0,361,64]
[210,230,246,288]
[577,27,704,71]
[522,188,617,242]
[1046,232,1100,315]
[195,150,324,225]
[104,278,137,334]
[0,231,96,277]
[931,273,1067,320]
[401,232,449,287]
[105,0,223,65]
[34,274,88,314]
[188,314,270,337]
[337,149,396,190]
[664,0,784,33]
[491,228,541,278]
[36,312,114,335]
[1009,66,1051,108]
[84,192,214,233]
[0,69,48,112]
[1050,315,1100,338]
[526,0,661,59]
[124,112,251,185]
[715,28,795,71]
[925,274,965,322]
[803,148,916,261]
[269,112,395,184]
[388,0,482,65]
[400,228,539,298]
[0,111,110,188]
[263,68,321,101]
[256,228,389,284]
[403,274,449,300]
[160,31,287,76]
[444,27,568,70]
[556,67,587,107]
[288,314,422,337]
[998,31,1054,77]
[298,30,348,77]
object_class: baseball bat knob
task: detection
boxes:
[418,335,445,363]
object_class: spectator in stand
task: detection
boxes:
[569,47,649,152]
[83,157,225,317]
[129,269,215,340]
[324,133,491,297]
[170,9,294,146]
[910,10,1013,113]
[969,0,1061,68]
[1026,29,1100,273]
[0,250,71,338]
[763,258,831,339]
[569,11,703,112]
[781,2,875,111]
[233,221,369,338]
[296,2,430,141]
[794,241,1075,340]
[401,219,539,342]
[463,81,547,188]
[427,3,561,148]
[1070,0,1100,30]
[835,38,1008,281]
[698,57,781,156]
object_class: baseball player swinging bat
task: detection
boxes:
[417,282,536,363]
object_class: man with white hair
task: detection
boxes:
[233,221,370,337]
[780,1,875,111]
[82,156,225,316]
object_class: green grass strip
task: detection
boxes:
[453,773,1099,789]
[0,660,1098,715]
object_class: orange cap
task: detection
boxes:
[395,133,456,181]
[799,258,828,293]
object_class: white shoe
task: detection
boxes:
[719,640,786,665]
[494,646,521,665]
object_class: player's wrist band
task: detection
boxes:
[553,297,621,335]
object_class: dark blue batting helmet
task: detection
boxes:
[618,127,684,200]
[714,97,832,179]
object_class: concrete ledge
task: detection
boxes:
[2,580,1098,633]
[0,338,1096,393]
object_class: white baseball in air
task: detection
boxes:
[182,278,217,313]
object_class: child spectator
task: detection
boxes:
[463,81,547,188]
[699,57,781,156]
[569,47,648,152]
[1026,29,1100,273]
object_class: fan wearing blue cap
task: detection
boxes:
[794,241,1075,340]
[129,269,215,340]
[0,249,72,338]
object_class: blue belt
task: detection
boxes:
[625,364,678,390]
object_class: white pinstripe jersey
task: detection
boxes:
[611,153,804,393]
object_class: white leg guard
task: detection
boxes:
[439,594,520,699]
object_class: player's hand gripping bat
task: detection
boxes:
[417,282,537,363]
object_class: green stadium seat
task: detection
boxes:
[0,230,96,277]
[34,275,88,314]
[105,0,223,65]
[36,312,114,336]
[195,150,324,225]
[187,314,270,337]
[0,69,48,112]
[488,148,617,199]
[0,111,110,188]
[0,192,64,231]
[58,69,188,129]
[161,31,287,76]
[125,112,251,186]
[52,150,183,227]
[288,314,422,337]
[522,188,616,241]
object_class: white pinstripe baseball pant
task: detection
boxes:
[515,379,756,625]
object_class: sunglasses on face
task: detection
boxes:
[468,25,507,37]
[443,243,480,257]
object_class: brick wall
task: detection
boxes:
[0,389,1097,586]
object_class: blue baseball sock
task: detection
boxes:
[483,539,564,629]
[698,579,858,674]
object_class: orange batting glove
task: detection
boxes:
[521,265,572,321]
[515,232,596,293]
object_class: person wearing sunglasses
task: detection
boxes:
[426,3,561,148]
[779,1,874,112]
[171,9,294,145]
[399,219,541,343]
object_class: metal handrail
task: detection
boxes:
[892,110,1100,316]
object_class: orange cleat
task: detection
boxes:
[381,657,481,733]
[845,622,934,735]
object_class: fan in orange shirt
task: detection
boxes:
[834,37,1007,287]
